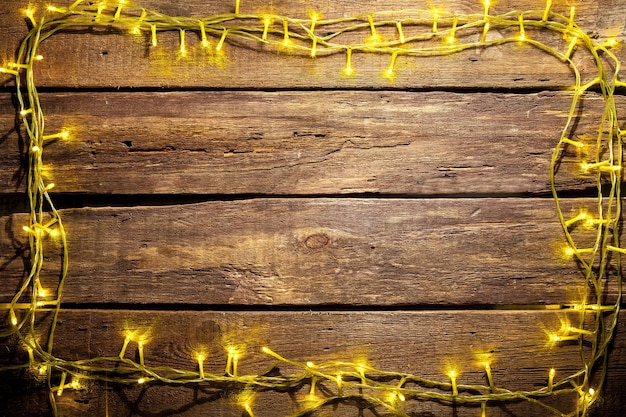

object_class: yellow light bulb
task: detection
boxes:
[243,402,254,417]
[57,372,67,396]
[197,353,205,379]
[24,8,37,26]
[548,368,555,391]
[137,377,146,384]
[151,25,157,47]
[542,0,552,21]
[306,361,315,368]
[262,16,271,41]
[216,29,228,51]
[588,387,595,395]
[138,341,145,366]
[179,29,186,55]
[447,369,458,396]
[282,19,291,46]
[396,21,405,43]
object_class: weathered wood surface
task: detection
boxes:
[0,90,619,195]
[0,198,618,306]
[1,309,624,416]
[0,0,624,90]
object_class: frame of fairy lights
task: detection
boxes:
[0,0,623,416]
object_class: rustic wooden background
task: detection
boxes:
[1,0,625,416]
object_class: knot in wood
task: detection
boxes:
[304,233,330,249]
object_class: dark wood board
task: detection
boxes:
[0,90,619,195]
[0,309,624,417]
[0,198,618,306]
[0,0,624,89]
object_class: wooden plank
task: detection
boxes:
[0,309,624,416]
[0,198,617,306]
[0,0,624,89]
[0,90,618,195]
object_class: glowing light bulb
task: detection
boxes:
[431,10,439,33]
[542,0,552,22]
[38,287,47,298]
[282,20,291,46]
[481,22,491,42]
[446,16,458,44]
[137,377,146,384]
[383,51,398,79]
[138,341,145,366]
[561,137,585,149]
[518,15,526,41]
[197,353,205,379]
[114,0,124,20]
[568,6,576,29]
[57,372,67,396]
[151,25,157,47]
[70,377,82,390]
[10,310,18,326]
[262,16,271,41]
[47,5,65,13]
[24,8,37,26]
[366,15,383,43]
[216,29,228,51]
[20,108,33,116]
[119,334,131,359]
[0,67,19,76]
[606,38,619,48]
[336,373,343,396]
[179,30,186,55]
[564,210,588,227]
[447,369,458,396]
[396,21,405,44]
[27,346,35,366]
[484,362,494,389]
[588,387,595,396]
[342,49,353,76]
[565,36,578,58]
[548,368,555,391]
[199,22,209,48]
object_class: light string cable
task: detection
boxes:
[0,1,622,416]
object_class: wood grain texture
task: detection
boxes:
[0,198,616,306]
[0,90,618,195]
[0,309,624,417]
[0,0,624,89]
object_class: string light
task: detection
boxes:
[0,3,622,417]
